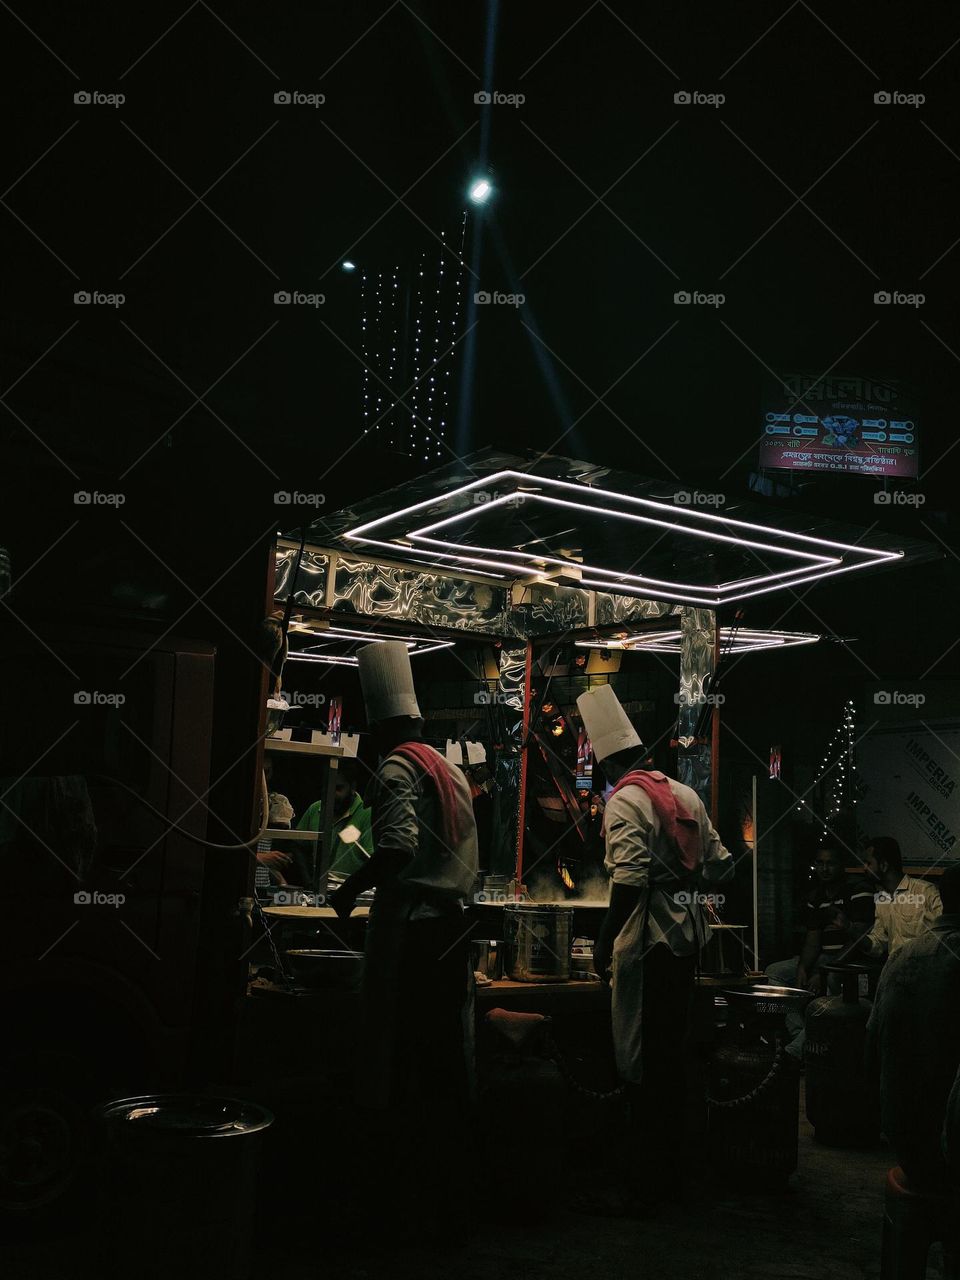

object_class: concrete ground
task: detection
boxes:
[1,1086,948,1280]
[256,1088,946,1280]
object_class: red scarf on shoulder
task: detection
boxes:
[389,741,462,853]
[605,769,700,871]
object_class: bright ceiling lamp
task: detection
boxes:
[468,177,493,204]
[576,627,820,655]
[343,469,902,606]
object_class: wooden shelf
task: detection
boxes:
[264,739,345,757]
[261,828,321,842]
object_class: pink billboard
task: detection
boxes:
[758,373,918,478]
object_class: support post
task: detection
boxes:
[494,642,528,881]
[676,606,716,806]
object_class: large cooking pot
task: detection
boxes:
[503,903,573,982]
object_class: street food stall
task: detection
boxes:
[240,449,930,1082]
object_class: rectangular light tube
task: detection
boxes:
[343,467,901,605]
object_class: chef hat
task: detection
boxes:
[357,640,422,723]
[576,683,642,763]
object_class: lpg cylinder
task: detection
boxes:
[708,983,811,1186]
[804,963,879,1145]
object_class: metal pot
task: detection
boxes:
[503,903,573,983]
[723,983,813,1019]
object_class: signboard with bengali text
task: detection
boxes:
[759,373,919,479]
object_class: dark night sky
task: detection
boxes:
[2,1,959,762]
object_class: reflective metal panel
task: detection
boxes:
[677,607,716,803]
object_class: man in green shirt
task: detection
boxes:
[296,764,374,878]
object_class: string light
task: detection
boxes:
[815,698,857,836]
[359,218,466,460]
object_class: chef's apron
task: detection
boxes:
[610,886,652,1084]
[358,894,411,1108]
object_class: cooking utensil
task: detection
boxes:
[503,903,573,982]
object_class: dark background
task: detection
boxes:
[2,0,959,805]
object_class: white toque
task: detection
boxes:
[576,683,642,763]
[357,640,422,723]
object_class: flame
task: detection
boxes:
[559,865,575,890]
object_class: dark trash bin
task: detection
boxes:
[95,1094,273,1280]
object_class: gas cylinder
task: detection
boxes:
[804,963,879,1145]
[708,983,811,1186]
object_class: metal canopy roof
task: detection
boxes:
[303,449,935,608]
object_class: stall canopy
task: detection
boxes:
[276,449,936,861]
[295,449,935,610]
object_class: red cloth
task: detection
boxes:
[389,741,462,852]
[605,770,701,872]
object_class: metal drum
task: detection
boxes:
[805,964,878,1145]
[708,983,812,1186]
[95,1095,273,1280]
[503,903,573,982]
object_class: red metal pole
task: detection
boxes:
[710,617,721,826]
[514,640,534,884]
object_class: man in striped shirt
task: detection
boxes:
[798,842,876,980]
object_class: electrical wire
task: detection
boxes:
[81,769,272,851]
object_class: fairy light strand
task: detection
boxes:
[359,215,468,459]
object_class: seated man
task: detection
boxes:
[296,762,373,879]
[765,840,874,1058]
[859,836,942,959]
[867,864,960,1187]
[255,771,297,885]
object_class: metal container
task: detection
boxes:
[472,938,503,981]
[709,982,813,1185]
[265,698,290,736]
[708,1040,801,1185]
[723,983,812,1022]
[804,964,878,1145]
[503,903,573,982]
[480,873,509,897]
[570,936,594,979]
[96,1095,273,1280]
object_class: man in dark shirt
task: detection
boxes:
[798,843,876,978]
[766,841,875,1058]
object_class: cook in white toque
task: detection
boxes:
[357,640,422,724]
[576,683,642,764]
